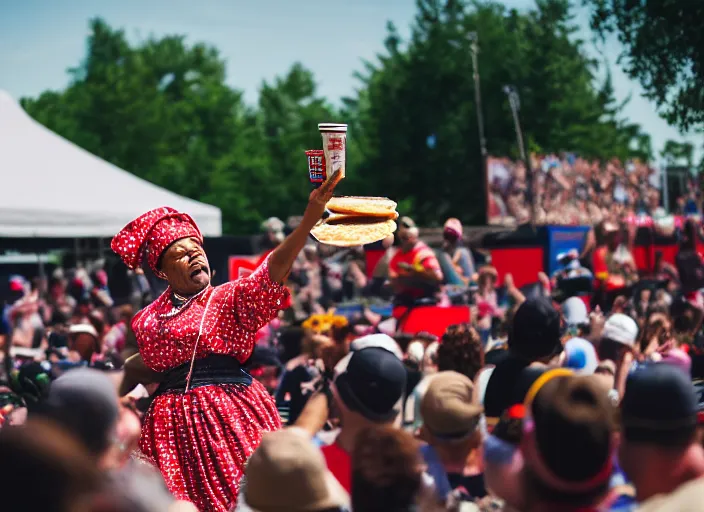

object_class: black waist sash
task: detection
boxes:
[154,354,252,396]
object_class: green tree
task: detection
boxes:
[584,0,704,131]
[21,18,270,233]
[257,63,341,222]
[349,0,648,225]
[20,5,655,232]
[661,140,695,169]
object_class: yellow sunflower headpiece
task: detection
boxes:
[302,309,348,334]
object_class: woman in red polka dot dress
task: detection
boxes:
[111,172,342,511]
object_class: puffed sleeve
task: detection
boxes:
[230,254,291,332]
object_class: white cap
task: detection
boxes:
[563,337,598,374]
[602,313,639,348]
[10,346,44,359]
[557,249,579,262]
[69,323,99,339]
[349,333,403,360]
[261,217,285,233]
[335,333,403,377]
[406,341,425,365]
[561,297,588,326]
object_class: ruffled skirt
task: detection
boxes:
[138,380,281,512]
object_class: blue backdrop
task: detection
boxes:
[546,225,590,275]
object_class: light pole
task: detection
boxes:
[503,86,526,162]
[661,157,670,213]
[449,33,487,160]
[468,32,487,160]
[503,85,536,226]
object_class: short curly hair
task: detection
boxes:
[437,323,484,380]
[352,426,422,512]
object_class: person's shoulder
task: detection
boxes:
[131,300,156,325]
[416,242,439,260]
[491,352,526,373]
[456,246,472,257]
[483,354,528,411]
[637,477,704,512]
[416,241,434,253]
[389,247,403,261]
[213,275,265,300]
[132,289,174,324]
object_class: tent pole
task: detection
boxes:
[36,236,45,282]
[74,238,80,268]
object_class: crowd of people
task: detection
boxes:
[487,154,701,227]
[2,202,704,511]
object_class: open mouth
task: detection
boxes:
[190,264,209,279]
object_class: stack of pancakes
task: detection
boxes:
[311,196,399,247]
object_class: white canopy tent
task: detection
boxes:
[0,90,222,237]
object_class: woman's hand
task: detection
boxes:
[269,170,344,284]
[302,170,344,226]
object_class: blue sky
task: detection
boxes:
[0,0,700,160]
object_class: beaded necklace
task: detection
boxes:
[159,286,209,319]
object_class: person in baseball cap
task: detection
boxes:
[482,366,558,511]
[521,372,617,511]
[323,345,407,493]
[68,323,101,362]
[597,313,638,400]
[509,297,563,361]
[348,333,404,360]
[619,363,704,505]
[441,217,475,285]
[561,297,589,333]
[334,347,406,422]
[601,313,639,349]
[562,337,599,375]
[421,371,483,439]
[638,380,704,510]
[483,297,562,423]
[419,371,486,501]
[34,368,120,460]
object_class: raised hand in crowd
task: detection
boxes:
[504,273,525,305]
[588,305,605,343]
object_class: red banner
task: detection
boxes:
[228,256,258,282]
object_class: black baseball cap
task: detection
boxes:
[621,363,698,447]
[334,347,407,422]
[508,297,562,360]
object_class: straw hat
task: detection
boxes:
[242,428,349,512]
